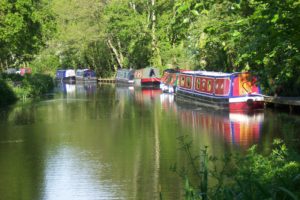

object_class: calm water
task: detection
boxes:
[0,83,299,200]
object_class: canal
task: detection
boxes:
[0,83,299,200]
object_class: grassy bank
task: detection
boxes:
[0,73,54,107]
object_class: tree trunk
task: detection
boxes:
[150,0,162,67]
[117,38,124,66]
[107,38,123,69]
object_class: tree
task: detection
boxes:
[0,0,55,70]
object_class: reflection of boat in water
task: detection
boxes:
[57,83,76,94]
[76,82,97,95]
[176,104,264,148]
[160,93,178,114]
[134,88,162,105]
[115,85,135,101]
[56,82,97,97]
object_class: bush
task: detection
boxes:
[0,73,54,101]
[172,137,300,200]
[22,74,54,97]
[0,79,17,107]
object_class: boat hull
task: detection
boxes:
[76,77,97,82]
[141,78,161,88]
[55,76,76,83]
[176,90,264,112]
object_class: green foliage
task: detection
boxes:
[0,0,55,68]
[0,78,17,107]
[103,0,152,69]
[30,51,60,75]
[21,74,54,98]
[0,73,54,100]
[173,136,300,200]
[2,0,299,94]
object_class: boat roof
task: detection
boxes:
[181,70,247,77]
[117,68,134,71]
[77,69,92,72]
[57,69,75,72]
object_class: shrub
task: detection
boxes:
[0,79,17,107]
[172,137,300,200]
[0,73,54,101]
[23,74,54,97]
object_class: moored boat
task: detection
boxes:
[134,67,161,88]
[115,68,135,84]
[160,68,191,93]
[76,69,97,82]
[160,69,178,93]
[55,69,76,83]
[176,71,264,112]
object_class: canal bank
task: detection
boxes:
[265,96,300,113]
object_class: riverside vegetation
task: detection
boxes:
[0,0,299,96]
[0,73,54,107]
[0,1,300,198]
[170,136,300,200]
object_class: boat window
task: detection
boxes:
[149,69,156,77]
[207,80,212,91]
[180,76,185,86]
[196,78,201,90]
[187,77,191,88]
[202,79,206,90]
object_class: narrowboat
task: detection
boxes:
[115,68,135,84]
[176,71,264,112]
[160,69,178,93]
[55,69,76,83]
[160,69,191,93]
[16,68,32,76]
[76,69,97,82]
[134,67,161,88]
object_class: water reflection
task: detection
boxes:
[57,83,76,96]
[159,94,264,148]
[179,108,264,148]
[1,84,299,200]
[76,82,97,97]
[133,88,162,106]
[43,146,122,200]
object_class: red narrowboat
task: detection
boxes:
[134,67,161,88]
[176,71,264,112]
[160,69,191,93]
[18,68,32,76]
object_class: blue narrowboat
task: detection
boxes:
[76,69,97,82]
[115,68,135,84]
[55,69,76,83]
